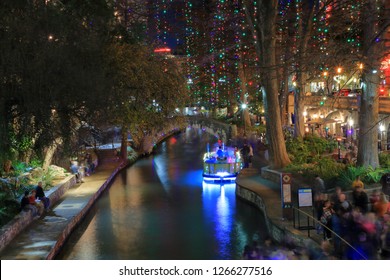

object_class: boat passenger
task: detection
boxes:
[216,146,226,161]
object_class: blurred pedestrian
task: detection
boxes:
[352,175,364,189]
[352,185,369,214]
[380,173,390,196]
[248,143,254,167]
[320,200,334,240]
[35,181,50,211]
[240,143,250,168]
[373,192,390,218]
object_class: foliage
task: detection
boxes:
[335,166,366,190]
[363,166,387,184]
[335,165,389,190]
[29,159,43,169]
[252,124,267,135]
[286,135,338,165]
[285,156,344,187]
[379,153,390,169]
[285,138,310,164]
[0,192,20,227]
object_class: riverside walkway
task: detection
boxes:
[0,149,126,260]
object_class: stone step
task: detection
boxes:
[239,168,259,177]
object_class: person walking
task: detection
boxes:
[248,144,254,167]
[352,185,369,214]
[240,143,250,168]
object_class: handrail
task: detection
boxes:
[292,206,367,260]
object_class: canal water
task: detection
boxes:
[57,127,269,260]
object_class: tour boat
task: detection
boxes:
[202,143,242,183]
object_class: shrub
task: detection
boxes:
[379,153,390,169]
[286,135,338,165]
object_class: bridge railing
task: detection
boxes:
[304,96,390,114]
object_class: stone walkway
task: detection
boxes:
[0,149,125,260]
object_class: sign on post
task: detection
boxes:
[280,173,293,220]
[298,188,313,207]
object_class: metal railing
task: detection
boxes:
[292,206,367,260]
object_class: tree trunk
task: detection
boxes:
[294,72,306,139]
[279,70,289,126]
[357,0,381,168]
[293,2,315,139]
[357,72,379,168]
[260,1,291,169]
[42,137,63,170]
[238,61,251,135]
[120,130,127,161]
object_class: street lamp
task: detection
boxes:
[336,136,342,160]
[241,103,247,136]
[303,111,307,128]
[348,119,354,144]
[337,67,342,91]
[380,124,385,151]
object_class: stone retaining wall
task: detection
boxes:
[235,182,319,250]
[0,175,77,253]
[260,167,282,184]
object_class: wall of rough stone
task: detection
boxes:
[235,181,319,251]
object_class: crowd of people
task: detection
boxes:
[70,152,95,183]
[313,175,390,260]
[241,173,390,260]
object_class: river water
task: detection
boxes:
[57,127,269,260]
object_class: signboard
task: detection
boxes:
[298,188,313,207]
[280,173,293,220]
[280,173,292,208]
[282,184,292,203]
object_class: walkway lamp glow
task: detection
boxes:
[380,124,385,151]
[348,119,354,142]
[241,103,247,136]
[336,136,342,160]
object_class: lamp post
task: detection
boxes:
[241,103,247,136]
[337,67,342,91]
[380,124,385,151]
[336,136,342,160]
[348,119,354,144]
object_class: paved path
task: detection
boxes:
[0,149,123,260]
